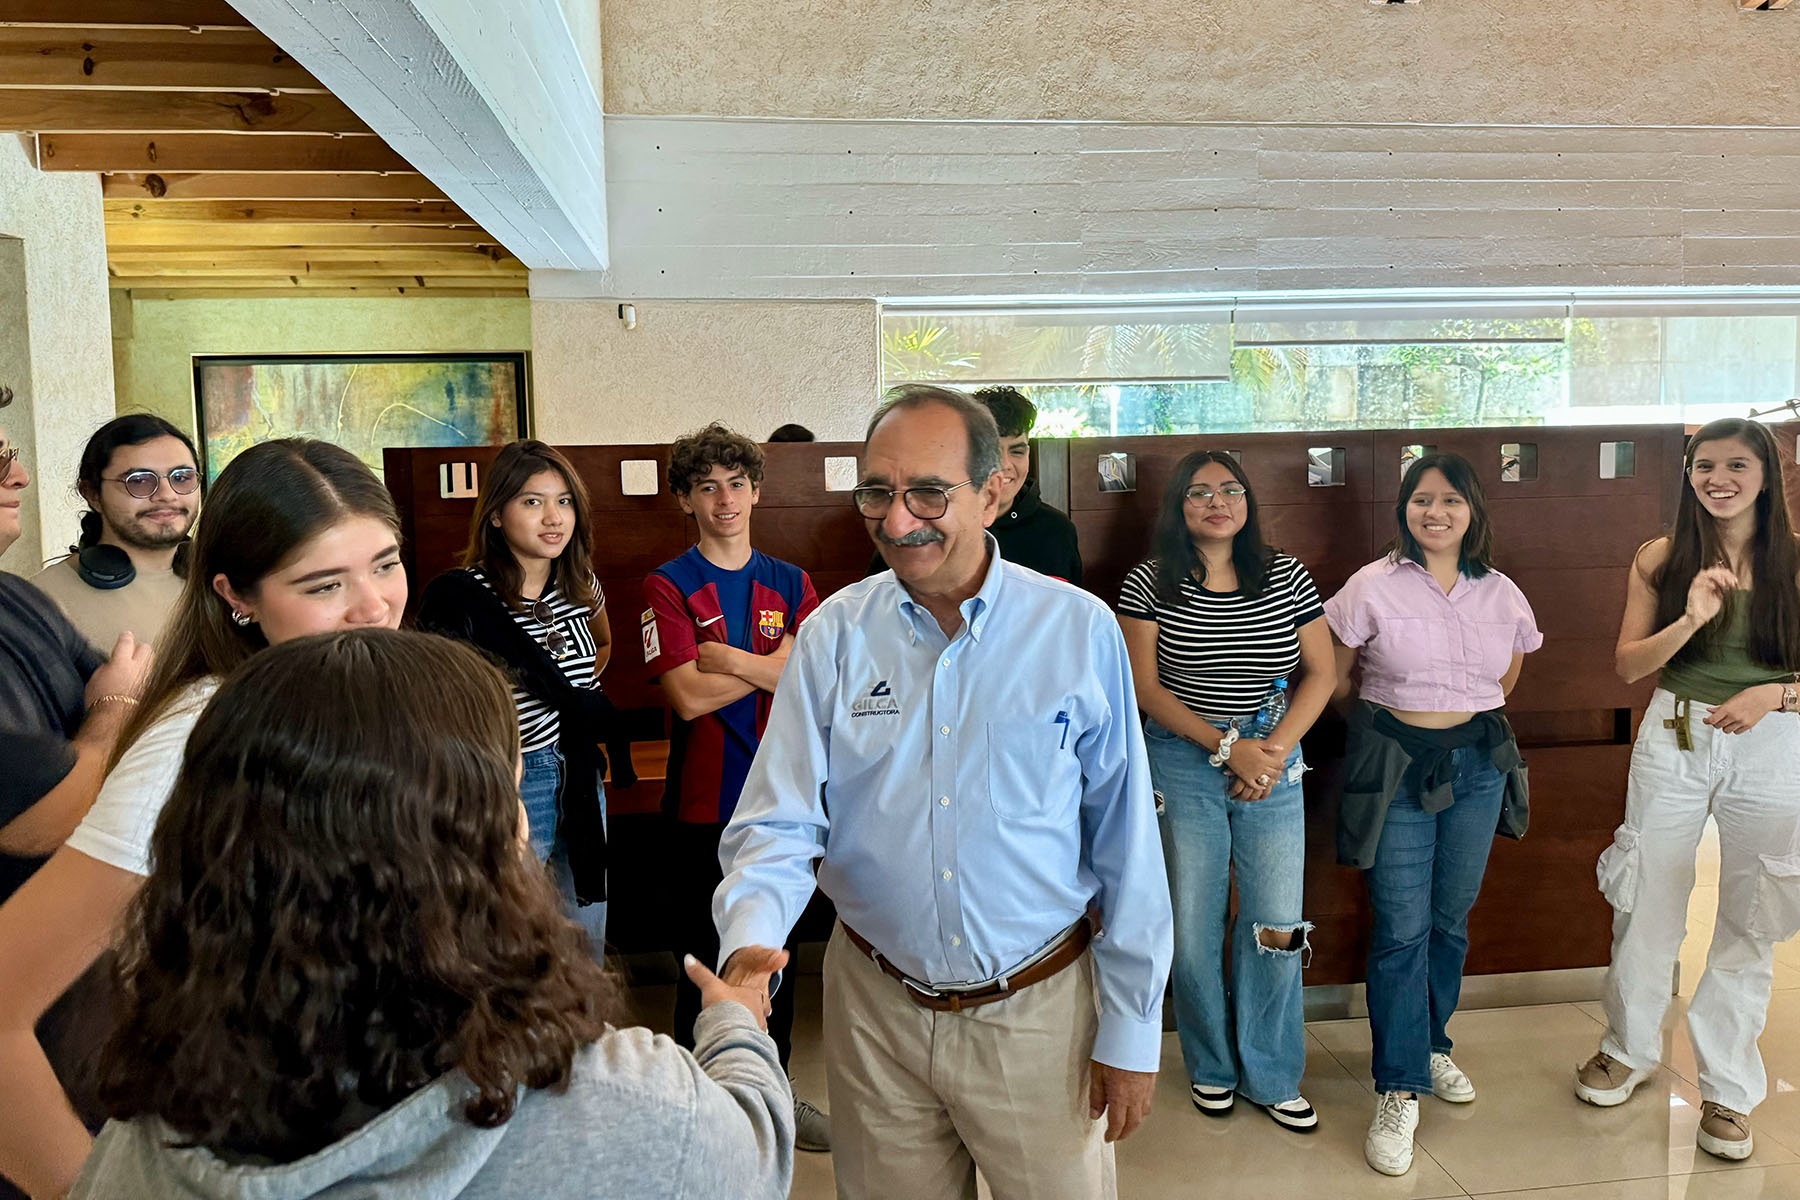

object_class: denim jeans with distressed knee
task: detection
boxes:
[1145,717,1311,1105]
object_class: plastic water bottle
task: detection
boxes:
[1253,678,1289,739]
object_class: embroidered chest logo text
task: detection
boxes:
[757,608,785,640]
[851,679,900,718]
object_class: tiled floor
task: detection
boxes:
[633,823,1800,1198]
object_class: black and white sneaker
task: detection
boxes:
[1191,1084,1235,1116]
[1262,1096,1319,1132]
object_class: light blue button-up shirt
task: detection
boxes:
[714,540,1173,1072]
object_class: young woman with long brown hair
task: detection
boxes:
[0,439,407,1200]
[1577,417,1800,1163]
[418,439,613,947]
[69,629,794,1199]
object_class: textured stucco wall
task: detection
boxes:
[116,296,534,440]
[604,0,1800,126]
[0,136,113,574]
[530,299,879,444]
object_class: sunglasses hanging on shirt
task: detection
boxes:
[530,598,573,660]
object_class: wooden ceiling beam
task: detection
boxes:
[122,287,528,299]
[109,246,518,269]
[106,220,498,247]
[109,264,526,283]
[102,171,446,201]
[109,274,530,291]
[0,28,325,92]
[41,132,409,171]
[106,198,475,224]
[0,2,251,30]
[0,87,366,133]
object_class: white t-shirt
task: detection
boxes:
[63,678,219,877]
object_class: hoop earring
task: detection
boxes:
[231,610,254,627]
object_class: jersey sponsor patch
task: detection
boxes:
[641,607,661,663]
[757,608,786,640]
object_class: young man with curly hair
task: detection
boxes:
[641,422,830,1152]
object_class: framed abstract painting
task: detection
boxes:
[192,352,529,482]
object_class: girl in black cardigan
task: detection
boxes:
[419,440,614,951]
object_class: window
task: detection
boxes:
[879,295,1800,437]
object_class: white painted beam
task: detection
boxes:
[229,0,606,270]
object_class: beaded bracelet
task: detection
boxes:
[92,694,140,709]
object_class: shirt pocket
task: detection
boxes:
[987,716,1082,825]
[1476,619,1519,686]
[1372,616,1449,690]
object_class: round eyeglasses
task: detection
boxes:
[529,599,573,660]
[1184,484,1247,505]
[852,480,973,521]
[103,467,201,500]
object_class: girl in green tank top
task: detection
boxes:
[1580,417,1800,1163]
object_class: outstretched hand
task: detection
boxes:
[689,945,789,1031]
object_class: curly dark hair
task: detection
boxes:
[973,386,1037,439]
[668,422,765,495]
[95,628,628,1163]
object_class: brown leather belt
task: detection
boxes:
[839,918,1093,1013]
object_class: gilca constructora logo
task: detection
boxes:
[850,679,900,719]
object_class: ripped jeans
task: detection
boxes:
[1145,716,1311,1105]
[1595,688,1800,1113]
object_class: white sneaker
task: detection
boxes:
[1364,1092,1419,1176]
[1429,1052,1475,1103]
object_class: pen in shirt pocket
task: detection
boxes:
[1055,709,1070,749]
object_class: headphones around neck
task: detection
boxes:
[74,543,135,590]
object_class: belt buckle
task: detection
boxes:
[901,975,944,1000]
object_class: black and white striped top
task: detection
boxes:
[1117,553,1325,720]
[470,567,603,753]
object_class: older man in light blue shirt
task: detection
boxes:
[715,385,1172,1200]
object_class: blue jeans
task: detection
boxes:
[1364,745,1504,1095]
[1144,717,1310,1105]
[520,744,608,958]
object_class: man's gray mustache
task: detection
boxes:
[876,528,945,547]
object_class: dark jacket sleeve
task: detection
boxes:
[0,732,77,829]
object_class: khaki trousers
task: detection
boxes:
[822,923,1117,1200]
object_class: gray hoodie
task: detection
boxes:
[71,1002,793,1200]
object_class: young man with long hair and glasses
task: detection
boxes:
[32,414,200,654]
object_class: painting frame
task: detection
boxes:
[191,351,530,483]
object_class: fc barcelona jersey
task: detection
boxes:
[642,547,819,823]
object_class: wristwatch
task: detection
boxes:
[1784,682,1799,714]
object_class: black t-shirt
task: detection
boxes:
[0,571,103,901]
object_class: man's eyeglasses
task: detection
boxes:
[1184,484,1248,505]
[530,599,573,660]
[0,446,16,480]
[852,480,973,521]
[104,467,201,500]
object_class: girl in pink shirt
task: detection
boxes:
[1323,452,1540,1178]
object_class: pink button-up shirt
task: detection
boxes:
[1325,556,1543,713]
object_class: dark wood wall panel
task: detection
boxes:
[389,424,1687,972]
